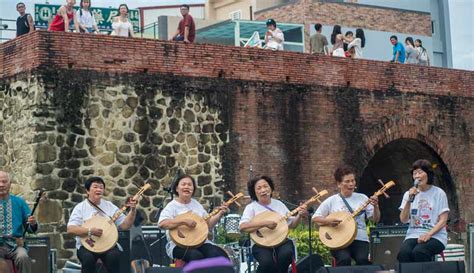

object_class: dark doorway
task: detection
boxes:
[359,138,458,226]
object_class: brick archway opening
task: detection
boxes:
[359,138,459,226]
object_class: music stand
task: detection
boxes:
[149,188,173,266]
[307,207,315,273]
[130,211,153,264]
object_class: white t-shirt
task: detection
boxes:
[239,198,294,226]
[158,199,212,258]
[239,199,295,247]
[265,28,284,51]
[313,193,374,242]
[348,38,363,58]
[399,185,449,246]
[112,19,133,37]
[76,9,97,29]
[417,47,429,61]
[67,199,126,249]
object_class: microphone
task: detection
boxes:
[409,179,420,203]
[209,201,215,213]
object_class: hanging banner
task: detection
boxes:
[34,4,139,32]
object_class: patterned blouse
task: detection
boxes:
[0,194,35,247]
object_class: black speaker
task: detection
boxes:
[293,254,325,273]
[140,226,171,267]
[316,265,385,273]
[397,261,465,273]
[118,231,131,273]
[370,226,407,270]
[26,237,50,273]
[146,268,182,273]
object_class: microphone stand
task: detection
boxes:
[150,189,174,266]
[244,235,253,273]
[307,207,315,273]
[247,164,254,273]
[131,210,153,266]
[279,198,317,272]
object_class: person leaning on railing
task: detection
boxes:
[48,0,79,32]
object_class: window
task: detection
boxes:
[229,10,242,20]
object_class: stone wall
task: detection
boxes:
[0,70,231,266]
[0,79,39,197]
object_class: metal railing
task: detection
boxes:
[1,17,160,42]
[140,21,159,40]
[0,18,16,41]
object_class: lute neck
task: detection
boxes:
[111,184,149,221]
[350,181,394,218]
[203,193,243,221]
[284,190,328,220]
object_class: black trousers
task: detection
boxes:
[77,246,121,273]
[173,243,229,262]
[331,240,370,266]
[397,238,445,263]
[252,240,294,273]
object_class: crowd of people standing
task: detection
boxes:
[310,24,366,59]
[310,23,430,65]
[15,0,430,66]
[390,35,430,65]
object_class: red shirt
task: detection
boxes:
[178,14,195,43]
[48,8,74,31]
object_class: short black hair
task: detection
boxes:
[314,23,322,31]
[345,31,353,37]
[17,2,25,8]
[411,159,434,185]
[247,175,275,201]
[334,166,355,183]
[266,19,276,27]
[172,174,197,196]
[85,176,105,191]
[181,4,190,10]
[390,35,398,41]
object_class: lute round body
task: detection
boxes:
[169,211,209,248]
[250,210,289,247]
[318,211,357,250]
[80,216,119,253]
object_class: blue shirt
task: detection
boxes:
[392,42,406,63]
[0,194,33,238]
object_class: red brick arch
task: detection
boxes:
[363,117,455,174]
[361,117,468,221]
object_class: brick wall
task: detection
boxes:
[1,32,473,264]
[255,0,432,51]
[256,1,431,35]
[0,31,469,96]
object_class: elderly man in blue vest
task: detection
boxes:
[0,171,38,273]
